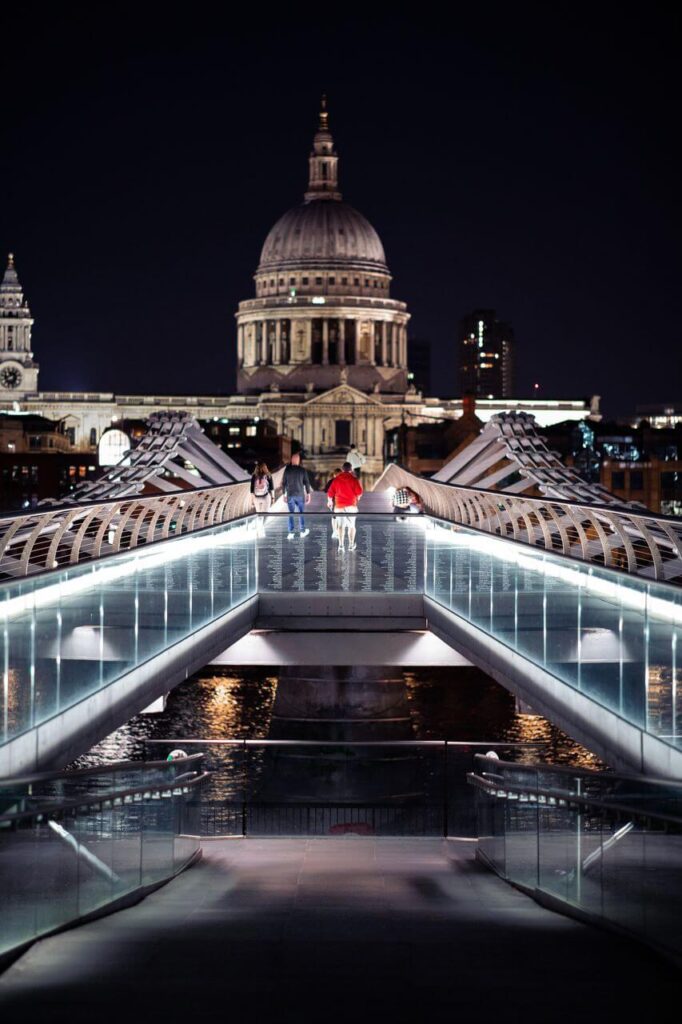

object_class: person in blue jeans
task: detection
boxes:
[282,452,313,539]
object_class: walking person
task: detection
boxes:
[327,461,363,552]
[347,444,366,478]
[393,485,423,520]
[283,452,312,539]
[324,467,342,540]
[250,461,274,536]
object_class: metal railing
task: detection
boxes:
[377,463,682,583]
[1,458,681,584]
[0,468,285,581]
[145,739,540,839]
[0,757,208,961]
[468,753,682,962]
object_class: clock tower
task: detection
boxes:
[0,254,39,396]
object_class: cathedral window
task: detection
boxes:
[289,277,295,285]
[354,277,359,285]
[329,277,335,284]
[315,277,322,285]
[302,277,309,285]
[89,428,97,446]
[342,277,347,285]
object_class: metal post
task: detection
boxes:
[241,738,248,837]
[442,740,449,838]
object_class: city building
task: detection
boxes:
[540,417,682,515]
[1,103,597,491]
[459,309,514,398]
[0,412,98,508]
[634,404,682,429]
[0,253,39,394]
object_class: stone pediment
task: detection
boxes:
[304,384,383,407]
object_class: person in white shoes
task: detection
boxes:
[250,461,274,536]
[282,452,312,539]
[327,462,363,552]
[347,444,366,478]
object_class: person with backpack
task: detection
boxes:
[250,462,274,535]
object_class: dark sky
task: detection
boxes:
[2,7,679,416]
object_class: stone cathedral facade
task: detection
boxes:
[0,102,594,488]
[237,98,410,397]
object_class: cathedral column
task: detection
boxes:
[401,326,407,367]
[338,318,346,365]
[381,321,388,366]
[237,325,244,366]
[274,320,282,364]
[260,321,268,365]
[322,318,329,365]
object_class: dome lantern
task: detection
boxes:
[304,95,342,203]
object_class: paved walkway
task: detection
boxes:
[0,839,678,1023]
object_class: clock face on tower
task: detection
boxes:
[0,365,23,389]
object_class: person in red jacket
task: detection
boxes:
[327,461,363,552]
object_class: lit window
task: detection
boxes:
[99,428,130,466]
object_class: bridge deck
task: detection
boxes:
[0,838,677,1022]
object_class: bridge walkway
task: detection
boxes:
[0,838,677,1023]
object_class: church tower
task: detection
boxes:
[0,254,39,396]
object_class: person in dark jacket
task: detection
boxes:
[282,452,312,539]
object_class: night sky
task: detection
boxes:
[2,8,679,416]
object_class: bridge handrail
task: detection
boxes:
[0,467,286,581]
[376,463,682,583]
[0,752,205,790]
[0,771,210,826]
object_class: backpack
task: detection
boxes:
[253,474,269,497]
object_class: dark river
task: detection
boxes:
[75,664,602,770]
[72,664,603,835]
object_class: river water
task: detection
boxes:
[75,664,603,770]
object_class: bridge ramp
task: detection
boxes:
[0,838,677,1021]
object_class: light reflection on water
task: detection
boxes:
[74,665,603,780]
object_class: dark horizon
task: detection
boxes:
[2,8,679,417]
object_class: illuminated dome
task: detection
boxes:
[236,98,410,399]
[258,201,388,275]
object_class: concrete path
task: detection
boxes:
[0,839,678,1023]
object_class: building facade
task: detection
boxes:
[236,98,410,399]
[0,255,39,396]
[1,104,598,494]
[459,309,514,398]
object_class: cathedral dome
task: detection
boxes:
[258,200,388,275]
